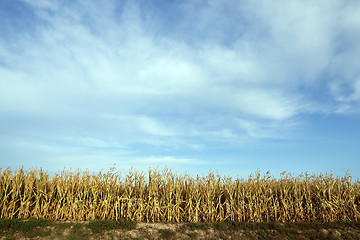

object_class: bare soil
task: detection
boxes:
[1,221,360,240]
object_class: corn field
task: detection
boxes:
[1,166,359,223]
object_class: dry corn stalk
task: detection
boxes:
[0,167,359,223]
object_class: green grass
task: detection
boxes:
[0,217,51,233]
[0,217,52,239]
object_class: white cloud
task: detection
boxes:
[1,0,360,167]
[235,118,299,139]
[200,44,259,84]
[330,78,360,113]
[62,136,121,149]
[134,156,197,165]
[229,89,300,120]
[138,117,174,136]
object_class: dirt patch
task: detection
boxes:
[1,221,360,240]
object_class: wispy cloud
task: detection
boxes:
[1,0,360,175]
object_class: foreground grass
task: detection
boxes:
[1,218,360,240]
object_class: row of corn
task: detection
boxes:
[0,167,359,222]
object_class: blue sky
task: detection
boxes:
[1,0,360,179]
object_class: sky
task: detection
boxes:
[1,0,360,179]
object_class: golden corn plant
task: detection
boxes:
[0,166,359,223]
